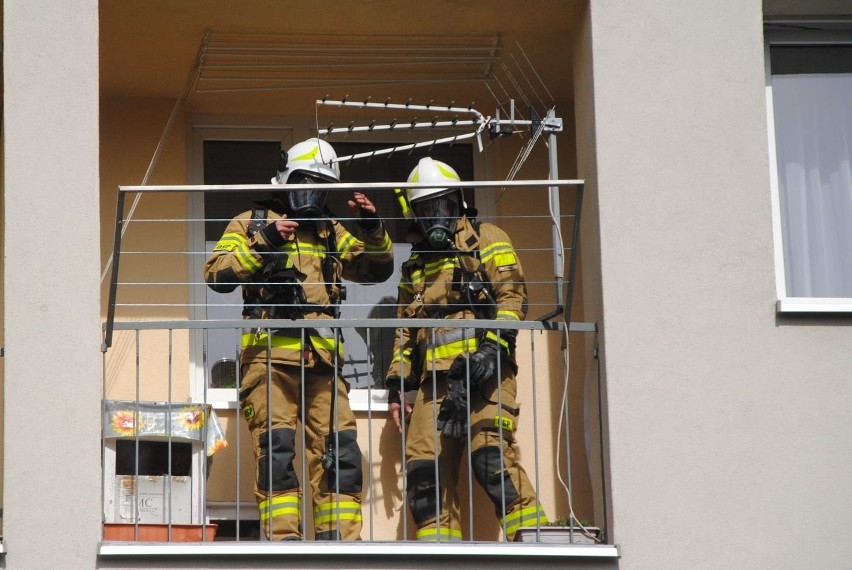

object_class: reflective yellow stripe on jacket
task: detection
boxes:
[215,232,263,273]
[400,258,457,293]
[423,335,478,363]
[480,241,516,266]
[390,346,413,368]
[241,332,344,357]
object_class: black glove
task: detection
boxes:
[357,208,380,233]
[436,375,468,439]
[386,375,417,406]
[449,338,501,388]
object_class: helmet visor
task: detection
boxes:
[413,192,460,248]
[285,172,329,218]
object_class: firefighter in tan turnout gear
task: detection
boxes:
[386,157,547,541]
[205,138,393,541]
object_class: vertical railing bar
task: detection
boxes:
[463,329,474,541]
[265,333,273,541]
[233,338,242,542]
[133,329,141,542]
[366,325,375,541]
[495,331,507,541]
[529,329,542,542]
[334,327,344,537]
[201,326,210,541]
[299,328,307,541]
[430,328,440,542]
[397,327,408,541]
[167,328,174,542]
[333,326,342,537]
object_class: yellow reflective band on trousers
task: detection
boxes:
[313,501,362,525]
[501,505,548,537]
[425,336,478,362]
[241,332,344,356]
[416,527,463,541]
[258,495,300,521]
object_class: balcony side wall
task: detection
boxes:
[3,0,102,567]
[578,1,852,568]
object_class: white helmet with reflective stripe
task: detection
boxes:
[272,137,340,185]
[270,138,340,220]
[405,157,461,205]
[406,157,465,249]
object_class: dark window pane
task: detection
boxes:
[770,46,852,75]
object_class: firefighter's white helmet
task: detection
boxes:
[406,157,464,249]
[405,157,461,205]
[271,138,340,219]
[272,137,340,185]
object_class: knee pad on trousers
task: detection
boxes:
[314,529,342,541]
[323,429,363,494]
[406,460,439,525]
[471,446,520,512]
[258,428,299,492]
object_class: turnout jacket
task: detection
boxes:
[205,205,393,368]
[386,216,527,383]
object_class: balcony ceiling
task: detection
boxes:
[100,0,582,117]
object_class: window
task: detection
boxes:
[191,132,474,404]
[766,28,852,311]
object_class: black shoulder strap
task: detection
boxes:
[247,208,267,238]
[323,221,344,311]
[458,221,496,318]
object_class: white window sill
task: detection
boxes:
[777,298,852,313]
[206,389,391,412]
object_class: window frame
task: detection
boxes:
[765,25,852,313]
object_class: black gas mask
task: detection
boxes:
[285,172,330,221]
[413,192,461,250]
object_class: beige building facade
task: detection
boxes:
[3,1,852,568]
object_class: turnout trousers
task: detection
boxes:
[404,366,547,541]
[240,360,363,540]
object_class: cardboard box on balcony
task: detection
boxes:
[115,475,192,524]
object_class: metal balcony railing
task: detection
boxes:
[98,180,615,559]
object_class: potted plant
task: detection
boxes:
[514,516,602,545]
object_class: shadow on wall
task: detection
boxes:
[354,296,399,389]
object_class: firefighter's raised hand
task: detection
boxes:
[274,215,299,239]
[349,192,381,232]
[348,192,376,215]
